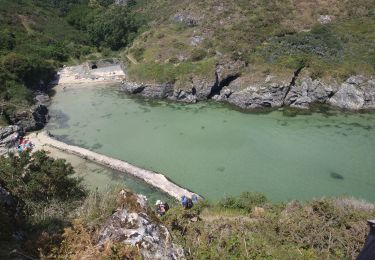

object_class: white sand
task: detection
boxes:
[53,64,126,88]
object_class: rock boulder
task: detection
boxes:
[0,125,22,155]
[97,191,185,260]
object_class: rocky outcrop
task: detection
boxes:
[0,125,22,155]
[121,82,174,99]
[121,70,374,111]
[97,190,185,260]
[328,76,375,110]
[284,77,337,109]
[141,84,174,99]
[172,13,199,27]
[226,75,292,109]
[7,93,49,132]
[121,82,145,94]
[9,104,48,132]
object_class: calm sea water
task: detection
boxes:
[47,85,375,202]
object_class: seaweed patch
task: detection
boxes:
[330,172,344,180]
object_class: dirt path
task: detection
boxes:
[18,15,33,34]
[27,131,199,200]
[126,54,138,65]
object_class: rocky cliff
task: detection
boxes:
[121,68,375,111]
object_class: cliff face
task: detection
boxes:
[122,0,374,109]
[121,72,375,111]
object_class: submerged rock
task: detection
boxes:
[97,191,185,260]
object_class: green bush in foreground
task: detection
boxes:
[0,151,87,203]
[163,192,373,259]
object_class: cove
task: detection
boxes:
[47,85,375,202]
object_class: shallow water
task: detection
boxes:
[47,85,375,202]
[46,147,173,205]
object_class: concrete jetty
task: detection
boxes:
[28,131,199,200]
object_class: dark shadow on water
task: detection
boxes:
[277,120,288,126]
[201,126,205,130]
[91,143,103,150]
[101,113,112,119]
[48,109,70,129]
[330,172,344,180]
[216,166,225,172]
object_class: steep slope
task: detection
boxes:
[122,0,375,110]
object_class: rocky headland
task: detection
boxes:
[121,64,375,111]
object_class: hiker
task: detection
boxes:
[155,200,169,216]
[181,195,193,209]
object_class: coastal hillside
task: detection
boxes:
[1,1,375,259]
[126,0,375,80]
[122,0,375,110]
[0,0,144,127]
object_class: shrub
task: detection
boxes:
[87,6,145,50]
[0,151,87,203]
[217,192,268,212]
[190,48,207,61]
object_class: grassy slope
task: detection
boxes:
[162,195,374,259]
[0,0,94,123]
[125,0,375,83]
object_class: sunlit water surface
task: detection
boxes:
[47,85,375,202]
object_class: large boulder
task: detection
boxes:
[97,191,185,260]
[363,79,375,109]
[284,77,337,109]
[190,75,217,100]
[121,82,145,94]
[227,75,291,109]
[328,76,367,110]
[141,84,174,99]
[0,125,22,155]
[10,104,48,132]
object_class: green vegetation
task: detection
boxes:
[128,58,216,84]
[163,192,374,259]
[126,0,375,83]
[0,0,144,125]
[0,150,372,258]
[87,6,145,50]
[0,150,140,258]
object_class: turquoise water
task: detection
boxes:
[48,148,173,205]
[47,85,375,202]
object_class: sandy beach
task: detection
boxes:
[52,63,126,88]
